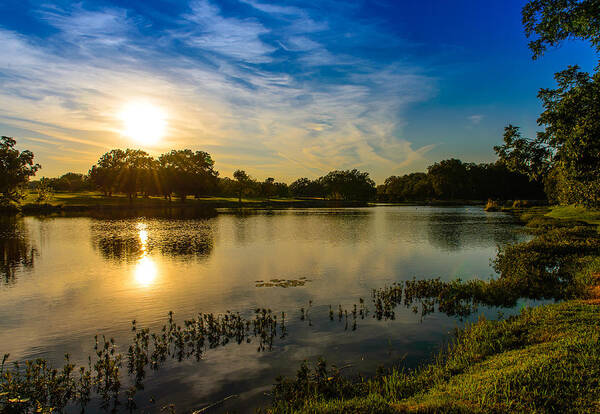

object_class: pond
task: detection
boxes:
[0,206,534,412]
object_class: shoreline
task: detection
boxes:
[2,191,550,217]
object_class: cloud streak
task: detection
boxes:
[0,0,437,180]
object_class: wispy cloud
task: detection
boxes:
[0,0,437,180]
[468,114,484,125]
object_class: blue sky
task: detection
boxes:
[0,0,597,181]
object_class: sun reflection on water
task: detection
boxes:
[133,222,158,288]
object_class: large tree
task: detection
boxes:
[158,150,218,201]
[318,169,376,201]
[522,0,600,60]
[0,136,40,204]
[233,169,253,203]
[496,0,600,206]
[289,177,324,198]
[427,159,469,200]
[493,125,552,182]
[89,149,127,196]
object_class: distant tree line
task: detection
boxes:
[4,140,547,204]
[377,159,545,202]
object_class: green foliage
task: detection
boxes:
[289,177,324,198]
[513,1,600,207]
[318,169,376,201]
[380,173,433,202]
[289,170,376,201]
[158,150,218,201]
[380,159,544,202]
[538,67,600,206]
[522,0,600,59]
[0,136,40,205]
[494,125,552,182]
[496,68,600,207]
[34,178,54,203]
[88,148,218,201]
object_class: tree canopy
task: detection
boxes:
[497,0,600,206]
[522,0,600,59]
[0,136,40,204]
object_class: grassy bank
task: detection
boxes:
[270,300,600,414]
[5,191,370,215]
[267,206,600,413]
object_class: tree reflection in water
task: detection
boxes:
[0,217,36,285]
[91,218,214,263]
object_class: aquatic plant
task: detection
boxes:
[0,308,286,412]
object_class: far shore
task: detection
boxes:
[0,191,521,216]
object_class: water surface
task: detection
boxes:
[0,206,530,412]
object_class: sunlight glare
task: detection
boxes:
[134,255,158,287]
[133,222,158,287]
[119,101,167,146]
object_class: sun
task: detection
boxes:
[119,101,167,145]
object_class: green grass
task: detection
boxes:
[18,190,315,210]
[546,205,600,225]
[271,301,600,413]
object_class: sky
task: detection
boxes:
[0,0,597,182]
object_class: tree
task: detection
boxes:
[35,178,54,203]
[522,0,600,60]
[260,177,276,200]
[289,178,324,198]
[0,136,40,204]
[233,170,253,203]
[519,0,600,206]
[427,159,469,199]
[381,173,432,201]
[494,125,552,182]
[89,149,127,196]
[318,169,376,201]
[51,173,90,192]
[119,149,155,199]
[537,67,600,206]
[158,150,218,201]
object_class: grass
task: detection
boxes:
[546,205,600,225]
[269,301,600,414]
[12,191,350,214]
[21,191,305,206]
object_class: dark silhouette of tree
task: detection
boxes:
[0,136,40,204]
[381,173,433,202]
[48,173,91,192]
[233,170,253,203]
[89,149,127,196]
[379,160,544,202]
[427,159,469,199]
[158,150,218,201]
[119,149,155,199]
[260,177,275,201]
[289,178,324,198]
[318,169,376,201]
[273,181,289,198]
